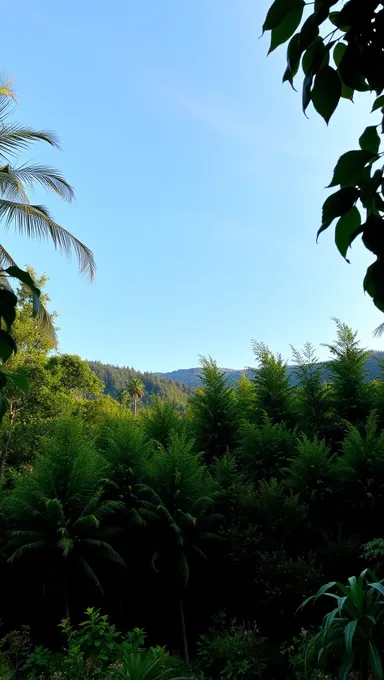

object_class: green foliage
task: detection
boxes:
[262,0,384,311]
[5,420,125,612]
[140,398,183,448]
[300,569,384,680]
[189,356,238,461]
[88,361,191,410]
[323,318,370,425]
[235,372,256,422]
[335,413,384,525]
[139,434,219,587]
[291,343,331,437]
[252,342,292,424]
[286,436,335,504]
[47,354,103,398]
[237,415,296,482]
[197,615,267,680]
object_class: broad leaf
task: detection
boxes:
[0,330,16,363]
[283,33,303,84]
[344,620,357,655]
[359,126,381,154]
[368,642,384,680]
[269,5,304,54]
[0,289,17,330]
[320,188,359,237]
[328,150,375,187]
[299,15,318,50]
[263,0,304,32]
[372,95,384,112]
[311,66,341,123]
[3,371,28,393]
[333,42,346,68]
[4,266,41,316]
[302,74,313,114]
[335,207,361,259]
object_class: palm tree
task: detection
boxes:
[374,322,384,339]
[138,435,219,663]
[5,420,124,619]
[0,78,94,279]
[128,377,145,417]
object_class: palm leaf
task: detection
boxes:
[7,540,45,562]
[0,123,61,160]
[0,164,74,202]
[77,557,104,594]
[83,539,125,567]
[0,200,95,279]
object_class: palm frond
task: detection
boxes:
[0,199,95,279]
[83,539,125,567]
[7,540,45,562]
[0,165,29,202]
[58,536,74,557]
[0,164,74,202]
[77,558,104,594]
[0,124,61,160]
[373,323,384,339]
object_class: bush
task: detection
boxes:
[237,417,296,483]
[196,614,267,680]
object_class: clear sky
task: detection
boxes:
[2,0,384,372]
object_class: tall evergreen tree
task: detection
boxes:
[252,342,292,424]
[189,356,238,461]
[291,343,332,438]
[322,319,370,426]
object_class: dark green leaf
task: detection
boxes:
[364,262,376,297]
[0,373,6,389]
[0,289,17,330]
[263,0,305,32]
[318,187,359,239]
[4,266,41,316]
[329,150,375,187]
[344,620,357,655]
[283,33,303,84]
[333,43,346,68]
[299,16,319,50]
[269,5,304,54]
[335,207,361,259]
[329,11,350,30]
[0,393,8,423]
[359,126,381,155]
[362,215,384,256]
[372,95,384,112]
[3,371,28,393]
[0,330,16,363]
[302,74,313,114]
[341,83,354,100]
[368,642,383,680]
[311,66,341,123]
[302,39,328,77]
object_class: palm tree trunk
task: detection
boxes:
[179,597,189,665]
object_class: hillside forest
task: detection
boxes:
[0,273,384,679]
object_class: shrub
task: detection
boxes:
[196,614,267,680]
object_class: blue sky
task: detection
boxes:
[2,0,384,372]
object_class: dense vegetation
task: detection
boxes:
[89,361,191,409]
[3,276,384,678]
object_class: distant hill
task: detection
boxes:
[87,361,192,407]
[157,351,384,388]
